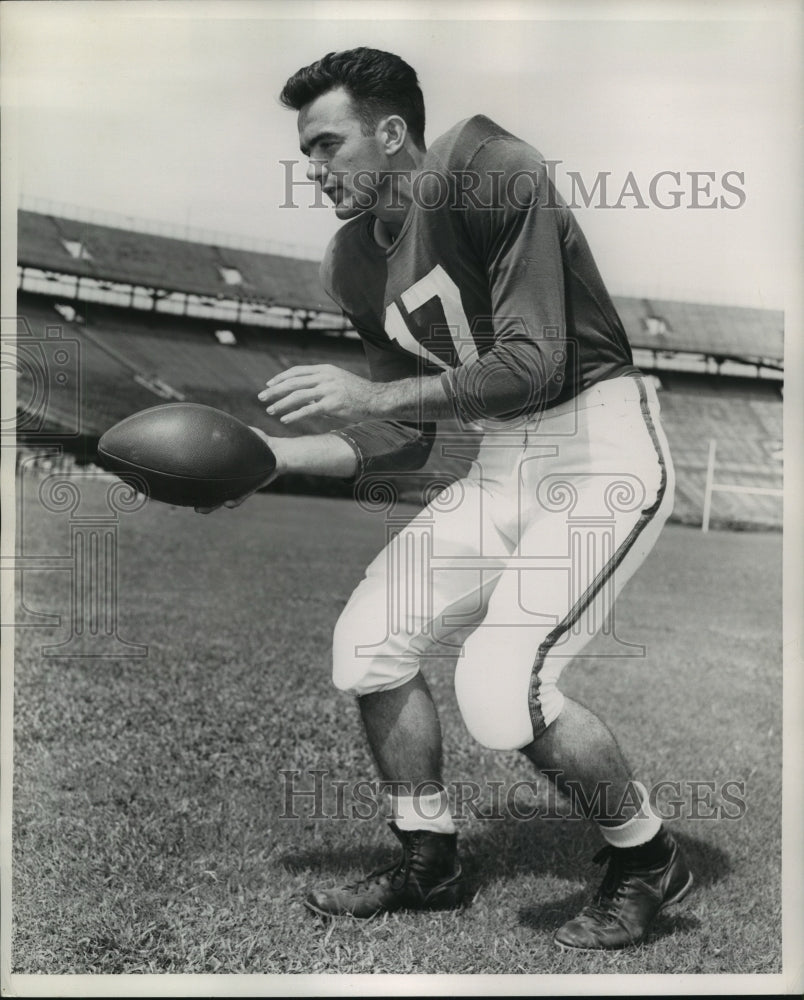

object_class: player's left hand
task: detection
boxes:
[258,365,382,424]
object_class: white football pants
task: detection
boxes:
[332,375,675,750]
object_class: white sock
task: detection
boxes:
[392,790,456,835]
[599,781,662,849]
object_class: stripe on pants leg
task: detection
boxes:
[528,379,671,736]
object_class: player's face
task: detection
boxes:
[298,87,387,220]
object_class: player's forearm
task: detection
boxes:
[370,374,455,422]
[267,432,358,479]
[370,359,556,424]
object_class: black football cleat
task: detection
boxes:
[554,830,693,951]
[304,822,465,919]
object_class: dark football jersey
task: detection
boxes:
[322,115,640,474]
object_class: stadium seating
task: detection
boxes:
[15,292,368,439]
[15,296,163,435]
[659,389,781,465]
[657,385,782,527]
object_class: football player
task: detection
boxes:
[212,47,693,951]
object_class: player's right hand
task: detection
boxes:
[195,427,281,514]
[194,491,258,515]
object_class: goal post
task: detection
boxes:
[701,437,783,532]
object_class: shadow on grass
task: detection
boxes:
[279,841,392,879]
[673,831,732,887]
[460,821,730,888]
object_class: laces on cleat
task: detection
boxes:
[346,864,397,896]
[304,822,464,918]
[553,834,693,950]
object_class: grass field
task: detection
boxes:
[11,473,783,976]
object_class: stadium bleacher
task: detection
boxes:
[16,296,162,436]
[14,292,371,444]
[660,393,778,467]
[653,374,782,527]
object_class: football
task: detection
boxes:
[97,403,276,507]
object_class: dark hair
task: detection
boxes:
[280,47,425,148]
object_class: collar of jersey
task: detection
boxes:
[361,210,414,258]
